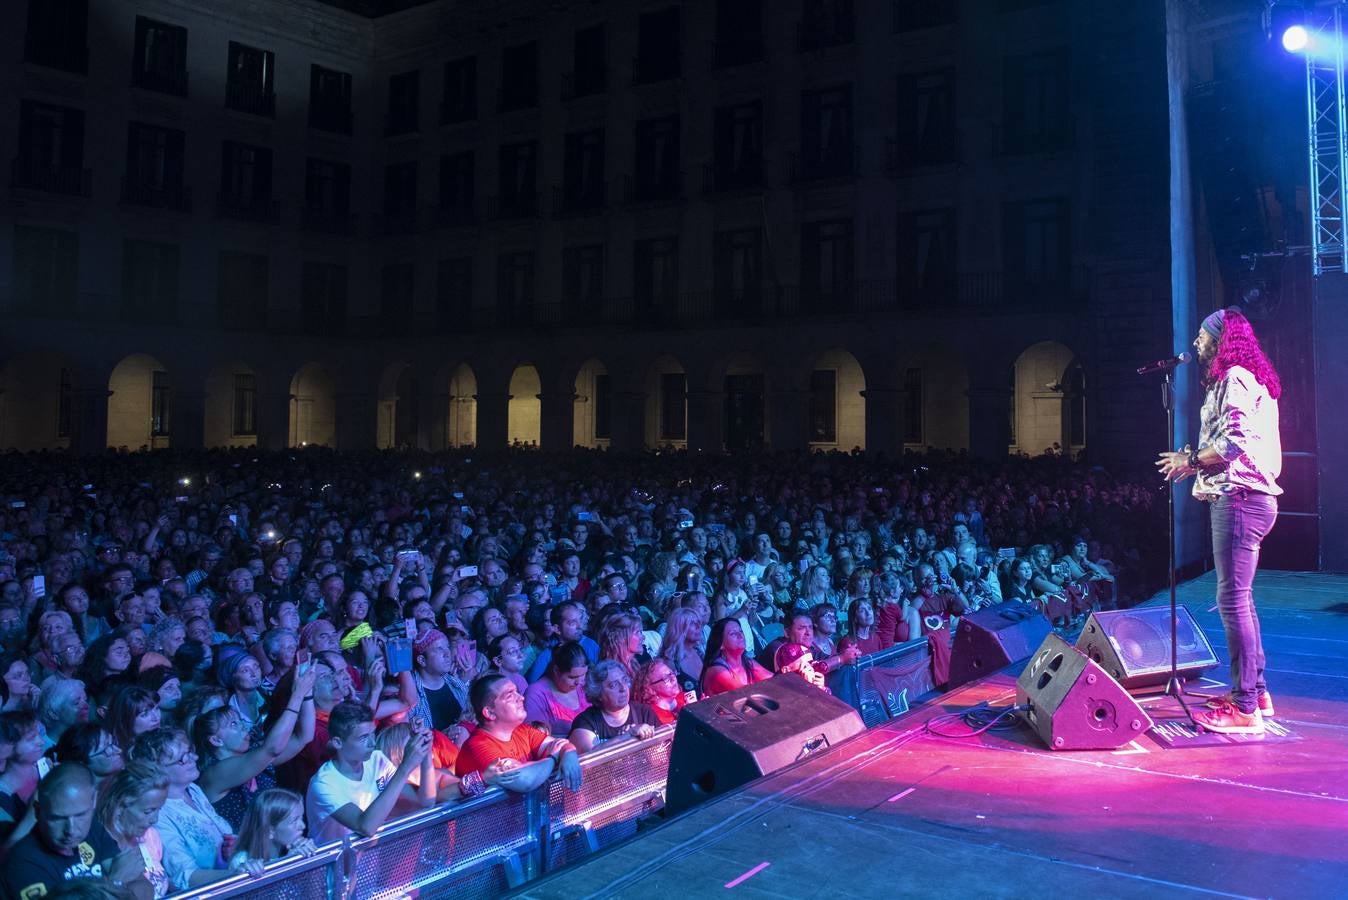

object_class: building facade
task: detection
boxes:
[0,0,1172,459]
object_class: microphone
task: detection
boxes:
[1135,352,1191,376]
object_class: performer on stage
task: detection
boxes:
[1157,307,1282,735]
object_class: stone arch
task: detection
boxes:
[507,364,541,447]
[376,361,419,450]
[644,354,687,449]
[107,353,171,450]
[0,350,76,451]
[289,363,336,447]
[807,347,867,452]
[1011,340,1079,457]
[204,359,259,448]
[436,362,478,449]
[572,357,610,449]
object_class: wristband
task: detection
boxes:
[460,770,486,797]
[1187,448,1201,471]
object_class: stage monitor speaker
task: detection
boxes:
[948,603,1053,689]
[1015,633,1153,751]
[665,675,864,816]
[1075,606,1218,691]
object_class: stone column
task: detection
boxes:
[609,390,648,452]
[474,391,510,451]
[768,389,811,452]
[256,390,292,450]
[967,386,1012,461]
[539,389,576,451]
[686,390,725,454]
[335,391,377,451]
[69,388,110,455]
[862,386,908,458]
[170,390,206,450]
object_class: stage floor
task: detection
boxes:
[516,571,1348,899]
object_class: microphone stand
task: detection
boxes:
[1161,368,1196,724]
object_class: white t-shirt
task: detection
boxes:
[306,750,399,843]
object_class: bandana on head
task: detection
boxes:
[1200,309,1227,341]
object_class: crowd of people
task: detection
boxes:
[0,446,1164,898]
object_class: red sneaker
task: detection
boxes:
[1193,704,1265,735]
[1203,691,1275,718]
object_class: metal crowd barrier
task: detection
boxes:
[175,643,934,899]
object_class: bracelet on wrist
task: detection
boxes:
[1187,448,1202,471]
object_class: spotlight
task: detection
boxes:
[1283,23,1309,52]
[1266,1,1310,53]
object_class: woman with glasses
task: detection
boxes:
[631,658,686,727]
[129,728,242,890]
[567,660,659,753]
[53,722,125,791]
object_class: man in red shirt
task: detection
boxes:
[454,674,582,792]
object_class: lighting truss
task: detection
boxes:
[1306,3,1348,273]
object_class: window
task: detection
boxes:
[714,228,764,318]
[714,0,764,68]
[24,0,88,73]
[497,252,536,326]
[499,41,539,112]
[218,141,275,222]
[386,70,420,135]
[436,257,472,332]
[309,65,353,134]
[800,219,853,312]
[150,370,172,437]
[711,101,763,191]
[441,57,477,124]
[122,240,179,322]
[438,152,476,225]
[594,374,612,440]
[632,115,680,203]
[382,161,419,233]
[13,226,78,314]
[893,0,958,32]
[303,158,351,232]
[563,244,605,320]
[568,25,607,99]
[798,84,854,179]
[217,251,268,330]
[226,42,275,117]
[898,208,957,307]
[1003,50,1072,154]
[123,122,187,209]
[799,0,854,51]
[57,368,72,439]
[635,7,680,84]
[496,141,538,218]
[232,374,257,436]
[380,263,416,334]
[659,373,687,441]
[897,68,958,167]
[904,368,924,444]
[1003,198,1070,302]
[302,262,348,337]
[634,237,678,323]
[562,129,605,212]
[132,16,188,96]
[14,101,88,196]
[809,369,837,443]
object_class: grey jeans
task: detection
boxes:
[1210,491,1278,714]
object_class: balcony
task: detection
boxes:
[309,105,353,135]
[497,87,538,114]
[132,67,189,97]
[623,173,681,206]
[702,161,764,195]
[120,178,192,212]
[10,159,91,197]
[886,133,961,172]
[439,100,475,125]
[632,54,680,86]
[791,145,859,183]
[487,193,541,221]
[712,39,765,70]
[432,201,479,228]
[373,207,420,236]
[551,185,605,216]
[216,193,279,224]
[301,206,356,235]
[225,81,275,118]
[24,37,88,75]
[560,70,607,101]
[892,0,959,32]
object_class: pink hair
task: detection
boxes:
[1205,309,1282,400]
